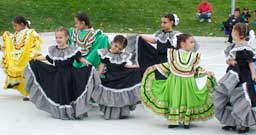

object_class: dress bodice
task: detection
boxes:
[46,45,82,67]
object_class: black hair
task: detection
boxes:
[113,35,128,49]
[13,16,30,28]
[176,33,193,49]
[56,26,69,36]
[162,13,176,27]
[235,8,241,12]
[75,12,92,28]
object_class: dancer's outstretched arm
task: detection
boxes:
[34,55,46,61]
[141,35,157,44]
[124,64,140,68]
[79,57,92,67]
[226,59,237,66]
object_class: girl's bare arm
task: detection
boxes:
[34,55,46,61]
[79,57,92,66]
[124,64,140,68]
[249,62,256,81]
[98,63,105,75]
[141,35,157,44]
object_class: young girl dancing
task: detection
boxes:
[68,12,109,68]
[135,14,199,76]
[92,35,141,120]
[141,33,215,129]
[214,23,256,134]
[24,27,100,120]
[2,16,42,100]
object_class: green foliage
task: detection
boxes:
[0,0,255,36]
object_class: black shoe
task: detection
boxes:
[183,125,190,129]
[168,125,178,128]
[7,85,13,88]
[76,113,88,119]
[238,127,249,134]
[137,101,142,104]
[23,97,30,101]
[246,127,250,131]
[222,126,236,131]
[7,83,20,88]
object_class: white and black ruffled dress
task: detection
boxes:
[92,49,141,119]
[25,45,100,120]
[214,43,256,127]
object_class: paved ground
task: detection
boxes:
[0,33,255,135]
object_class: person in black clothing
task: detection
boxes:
[24,27,99,120]
[92,35,141,120]
[137,14,181,76]
[224,8,244,44]
[214,23,256,134]
[241,8,251,24]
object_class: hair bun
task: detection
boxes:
[26,20,31,27]
[173,14,180,26]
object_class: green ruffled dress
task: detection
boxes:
[141,48,216,125]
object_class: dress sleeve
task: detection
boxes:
[236,50,254,64]
[100,58,108,64]
[155,62,171,78]
[74,51,83,62]
[157,40,174,55]
[45,55,53,64]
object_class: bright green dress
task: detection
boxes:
[68,28,109,68]
[141,48,216,125]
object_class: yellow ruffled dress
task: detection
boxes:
[2,28,42,96]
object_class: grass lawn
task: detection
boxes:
[0,0,255,36]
